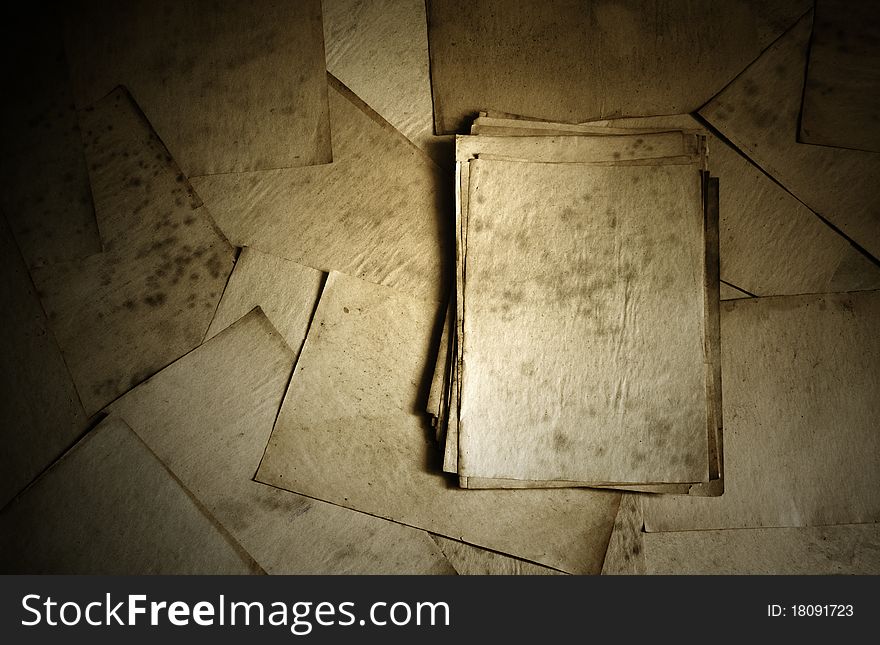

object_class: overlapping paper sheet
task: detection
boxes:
[29,88,235,415]
[800,0,880,153]
[700,11,880,261]
[602,495,880,575]
[322,0,452,167]
[0,416,260,574]
[600,494,647,575]
[204,247,324,354]
[108,307,455,574]
[426,0,811,133]
[643,524,880,574]
[437,123,722,493]
[256,271,621,574]
[642,290,880,533]
[0,8,101,268]
[471,112,880,297]
[63,0,331,175]
[0,217,87,509]
[191,75,451,302]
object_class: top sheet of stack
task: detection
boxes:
[439,116,721,492]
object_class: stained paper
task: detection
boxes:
[458,159,708,484]
[601,494,646,575]
[800,1,880,153]
[64,0,331,175]
[700,12,880,261]
[29,88,234,415]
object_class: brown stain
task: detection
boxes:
[552,430,573,453]
[749,106,778,129]
[143,292,167,307]
[204,251,227,279]
[501,287,524,304]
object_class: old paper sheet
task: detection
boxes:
[108,309,454,574]
[700,12,880,262]
[601,494,646,575]
[0,417,260,574]
[800,1,880,153]
[476,114,880,296]
[191,76,451,302]
[256,271,620,574]
[205,247,324,356]
[643,290,880,532]
[64,0,331,175]
[444,125,721,491]
[644,524,880,574]
[0,217,87,510]
[458,159,708,484]
[427,0,811,133]
[430,535,563,575]
[0,11,101,267]
[29,88,234,415]
[323,0,452,166]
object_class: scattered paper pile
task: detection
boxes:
[2,1,880,576]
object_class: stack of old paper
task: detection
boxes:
[429,115,723,495]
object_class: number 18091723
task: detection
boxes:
[767,604,854,617]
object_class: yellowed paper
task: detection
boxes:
[800,1,880,153]
[643,290,880,532]
[205,247,324,357]
[458,159,709,484]
[444,126,720,492]
[700,12,880,261]
[323,0,452,167]
[0,217,87,509]
[427,0,811,133]
[644,524,880,574]
[0,417,260,574]
[64,0,331,175]
[601,494,646,575]
[257,272,620,574]
[29,88,234,415]
[444,134,712,490]
[108,309,454,574]
[191,76,451,302]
